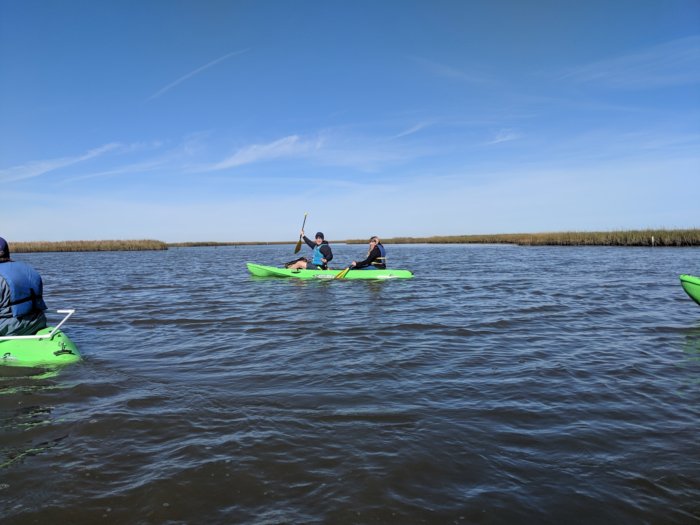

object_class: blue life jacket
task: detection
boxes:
[372,244,387,269]
[312,244,325,266]
[0,261,47,318]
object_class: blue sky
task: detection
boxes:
[1,1,698,242]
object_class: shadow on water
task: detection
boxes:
[1,432,68,470]
[0,367,61,382]
[0,366,73,470]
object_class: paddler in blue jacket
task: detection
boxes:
[0,237,48,336]
[286,231,333,270]
[350,236,387,270]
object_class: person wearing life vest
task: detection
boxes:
[0,237,48,336]
[286,231,333,270]
[351,236,387,270]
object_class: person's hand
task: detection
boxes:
[300,229,305,236]
[321,258,327,263]
[351,261,357,267]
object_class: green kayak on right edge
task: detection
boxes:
[680,275,700,306]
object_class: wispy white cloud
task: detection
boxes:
[59,138,208,183]
[147,49,249,101]
[391,122,431,139]
[201,130,426,174]
[61,158,170,184]
[562,35,700,89]
[411,56,495,85]
[0,143,121,183]
[206,135,323,171]
[485,128,521,145]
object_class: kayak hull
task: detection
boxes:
[247,263,413,280]
[680,274,700,306]
[0,327,81,368]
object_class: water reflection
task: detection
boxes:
[0,374,65,470]
[1,404,53,432]
[674,323,700,398]
[1,434,68,469]
[682,323,700,361]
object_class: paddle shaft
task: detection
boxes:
[334,265,352,279]
[294,213,308,253]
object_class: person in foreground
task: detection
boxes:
[350,236,387,270]
[286,231,333,270]
[0,237,48,336]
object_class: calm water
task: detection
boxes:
[1,244,699,524]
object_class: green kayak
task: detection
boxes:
[680,275,700,306]
[0,310,81,368]
[247,263,413,280]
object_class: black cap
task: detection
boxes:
[0,237,9,261]
[315,232,324,240]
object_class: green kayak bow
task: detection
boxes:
[680,274,700,306]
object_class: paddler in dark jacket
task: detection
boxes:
[0,237,48,336]
[286,231,333,270]
[351,236,386,270]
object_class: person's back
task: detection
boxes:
[0,237,47,336]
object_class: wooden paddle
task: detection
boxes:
[294,213,308,254]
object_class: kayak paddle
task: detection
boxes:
[334,265,352,279]
[294,213,308,254]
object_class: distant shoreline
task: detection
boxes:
[8,229,700,253]
[370,228,700,247]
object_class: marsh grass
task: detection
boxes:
[12,239,168,253]
[167,241,288,247]
[9,229,699,252]
[350,229,700,246]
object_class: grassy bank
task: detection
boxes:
[11,239,285,253]
[12,239,168,253]
[8,229,700,253]
[167,241,288,247]
[359,229,700,246]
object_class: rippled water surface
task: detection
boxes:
[2,244,699,524]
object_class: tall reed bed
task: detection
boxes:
[12,239,168,253]
[167,241,288,247]
[10,229,700,251]
[355,229,700,246]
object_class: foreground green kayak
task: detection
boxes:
[0,310,81,367]
[247,263,413,280]
[680,275,700,306]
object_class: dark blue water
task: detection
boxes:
[2,245,699,523]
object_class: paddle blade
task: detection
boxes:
[335,266,351,279]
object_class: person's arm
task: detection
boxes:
[353,246,379,268]
[0,278,11,312]
[302,236,316,249]
[0,277,14,326]
[320,244,333,263]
